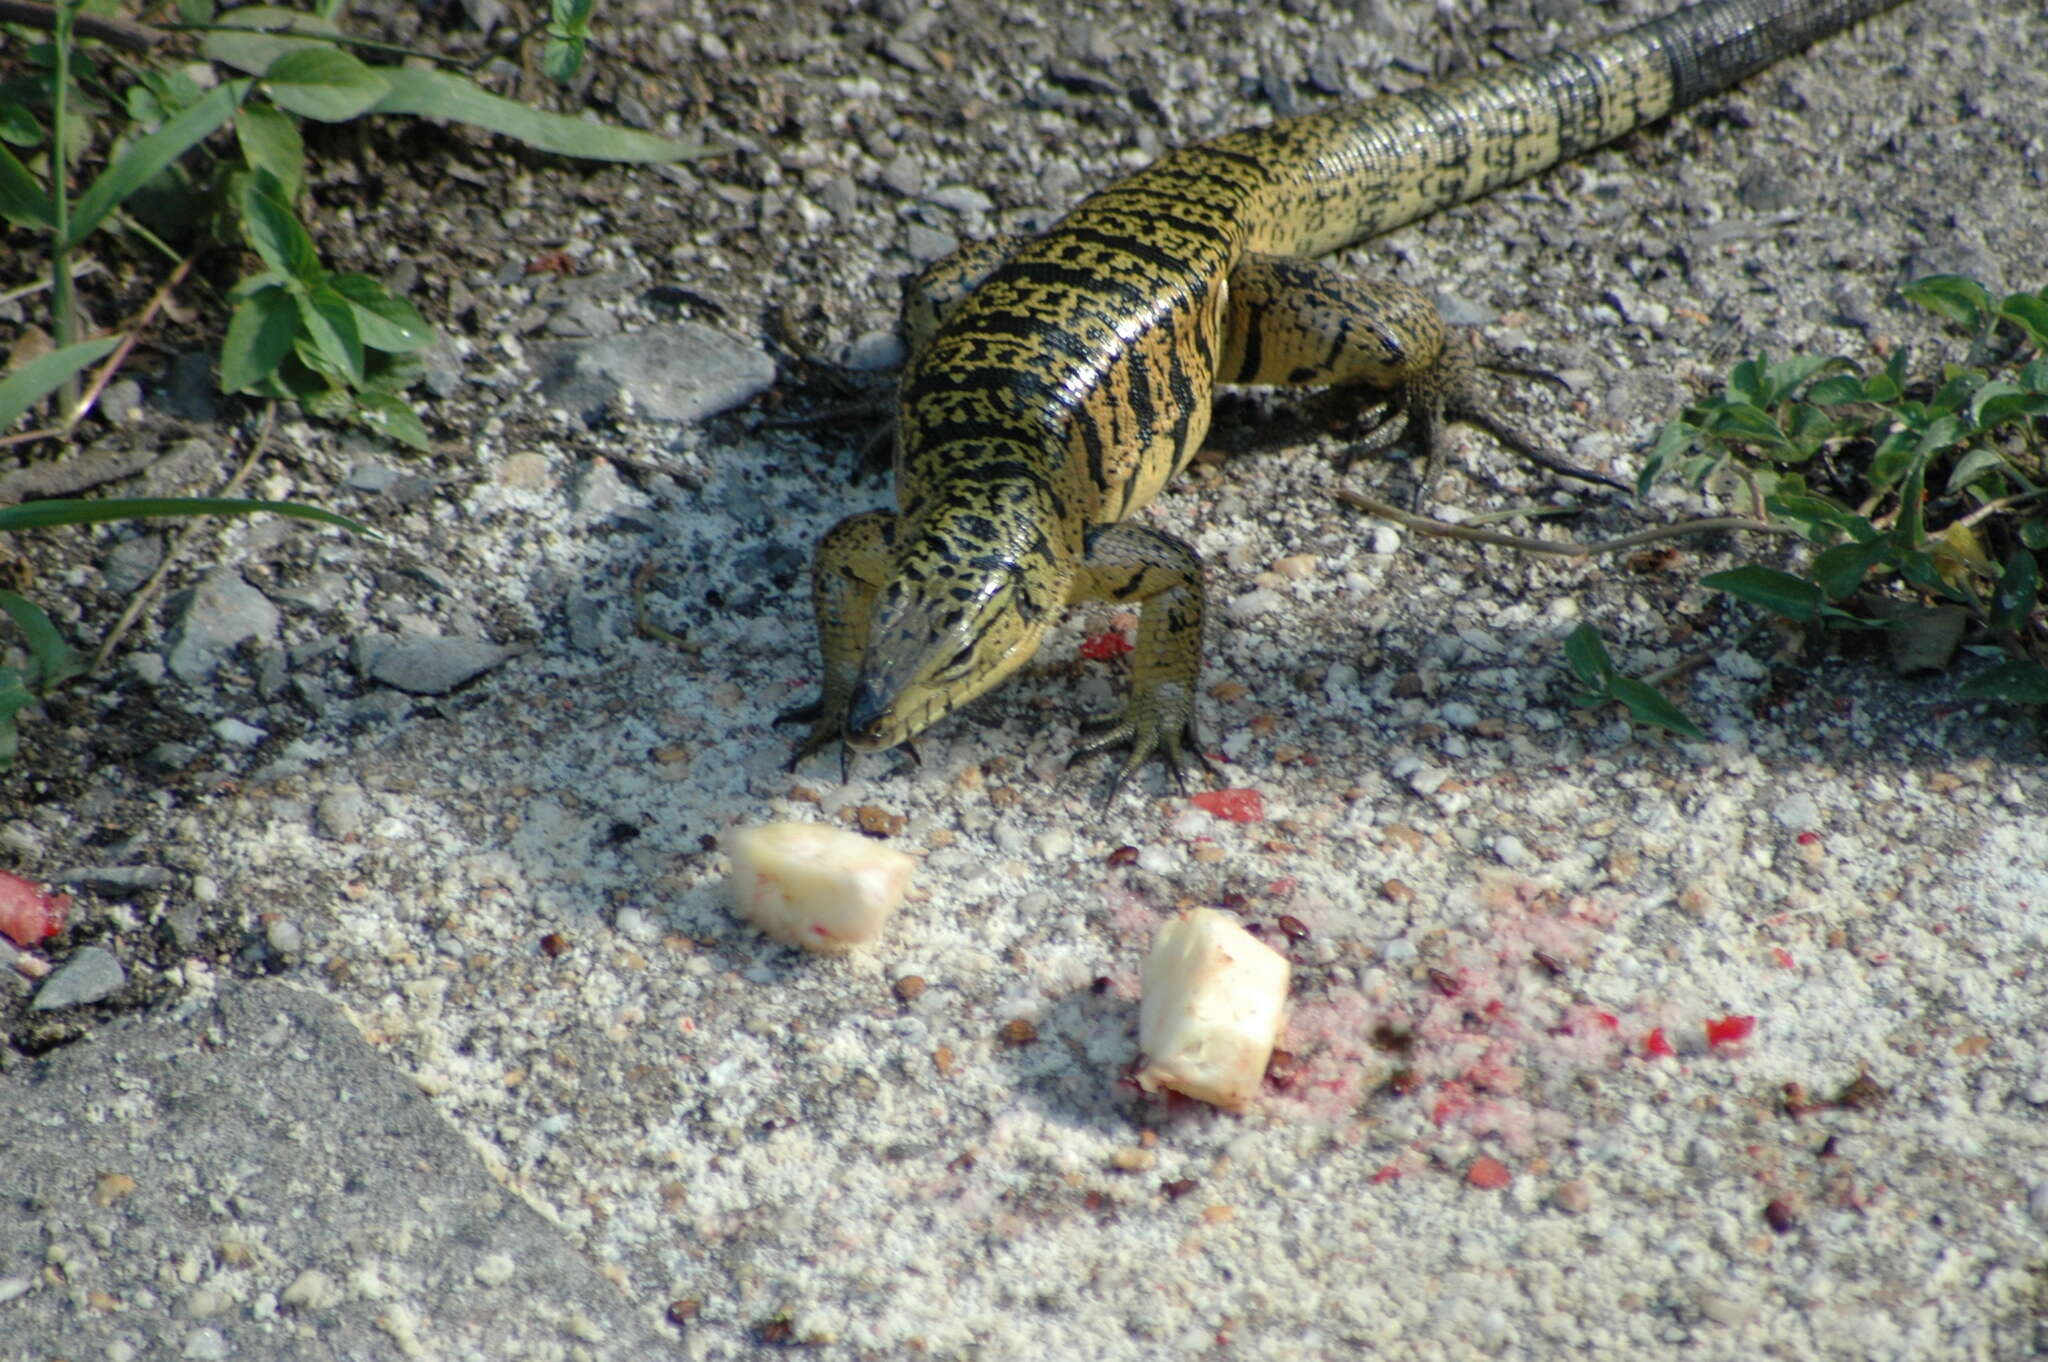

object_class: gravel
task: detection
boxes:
[2,1,2043,1359]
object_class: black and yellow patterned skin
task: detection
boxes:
[781,0,1907,798]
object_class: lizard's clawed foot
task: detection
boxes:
[1338,335,1627,509]
[1067,697,1221,806]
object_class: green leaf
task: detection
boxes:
[1723,356,1766,407]
[220,284,301,392]
[327,274,432,352]
[551,0,595,30]
[0,336,123,430]
[63,79,251,250]
[1764,353,1834,404]
[235,102,304,199]
[1703,565,1823,621]
[1957,659,2048,706]
[355,391,430,450]
[296,285,364,385]
[1702,402,1789,449]
[1562,622,1613,689]
[0,590,85,688]
[1946,444,2010,494]
[541,35,587,84]
[1904,274,1991,333]
[1636,419,1696,495]
[0,101,40,148]
[0,142,54,230]
[0,496,367,536]
[1997,292,2048,352]
[1989,550,2041,636]
[237,170,321,280]
[2022,359,2048,394]
[2025,519,2048,553]
[262,47,390,122]
[1811,536,1892,601]
[367,66,709,163]
[1608,675,1706,740]
[202,6,346,76]
[1804,374,1865,406]
[1913,412,1970,460]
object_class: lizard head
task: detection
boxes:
[841,508,1069,753]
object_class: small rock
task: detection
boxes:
[281,1269,343,1311]
[165,570,281,685]
[879,153,925,197]
[1773,792,1820,832]
[145,741,197,772]
[346,462,401,494]
[55,865,173,895]
[844,330,907,372]
[212,717,267,747]
[566,591,608,655]
[265,918,305,955]
[126,652,167,686]
[362,637,524,695]
[99,533,163,594]
[316,788,366,840]
[545,296,620,339]
[538,323,775,425]
[904,223,958,264]
[182,1326,227,1360]
[30,946,126,1011]
[100,377,143,425]
[925,184,994,214]
[157,352,216,421]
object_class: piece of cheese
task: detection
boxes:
[1137,908,1291,1112]
[726,822,913,954]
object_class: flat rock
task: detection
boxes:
[361,636,525,695]
[164,570,280,685]
[29,945,125,1010]
[537,322,774,425]
[0,977,671,1359]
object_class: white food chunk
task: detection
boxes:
[1137,908,1290,1112]
[726,822,914,954]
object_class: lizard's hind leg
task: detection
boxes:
[1219,256,1625,505]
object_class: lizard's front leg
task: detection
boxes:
[776,509,894,778]
[1068,522,1220,802]
[1221,255,1623,502]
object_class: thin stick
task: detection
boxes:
[1334,488,1801,557]
[91,401,278,673]
[66,254,196,432]
[0,0,162,52]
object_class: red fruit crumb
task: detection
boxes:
[1594,1012,1620,1030]
[1191,788,1264,823]
[1705,1014,1757,1047]
[0,872,70,947]
[1079,631,1133,661]
[1773,947,1796,969]
[1796,831,1820,845]
[1369,1164,1402,1185]
[1644,1028,1676,1058]
[1466,1156,1513,1190]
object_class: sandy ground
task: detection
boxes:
[3,1,2045,1358]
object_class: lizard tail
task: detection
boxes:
[1213,0,1910,259]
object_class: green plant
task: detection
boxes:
[1,0,706,445]
[1561,622,1707,740]
[1641,275,2048,712]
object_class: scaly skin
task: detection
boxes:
[782,0,1909,799]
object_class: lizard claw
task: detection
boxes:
[1068,707,1218,805]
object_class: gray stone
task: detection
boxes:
[345,462,401,494]
[545,296,620,338]
[362,636,524,695]
[54,865,174,895]
[145,741,198,772]
[99,377,143,425]
[0,978,673,1359]
[30,945,126,1010]
[315,788,367,840]
[566,590,609,655]
[157,352,217,422]
[844,329,906,372]
[164,570,280,685]
[99,533,164,595]
[924,184,994,214]
[211,717,267,747]
[905,222,959,263]
[537,323,775,426]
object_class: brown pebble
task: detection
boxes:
[667,1299,701,1326]
[1763,1198,1799,1234]
[893,975,926,1002]
[999,1018,1037,1046]
[539,932,570,957]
